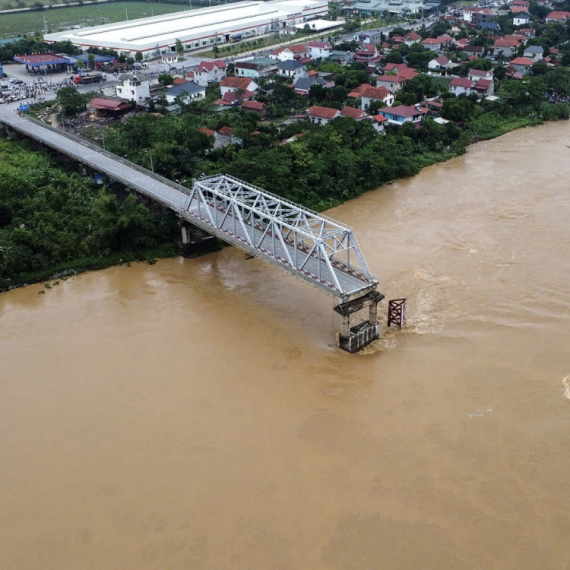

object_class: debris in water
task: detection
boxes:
[469,409,493,418]
[563,376,570,401]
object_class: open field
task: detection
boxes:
[0,2,186,40]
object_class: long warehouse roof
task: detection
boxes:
[44,0,329,51]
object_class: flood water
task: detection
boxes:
[1,122,570,569]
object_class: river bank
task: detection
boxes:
[0,111,557,294]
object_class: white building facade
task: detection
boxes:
[44,0,330,59]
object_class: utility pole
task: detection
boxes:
[125,7,129,21]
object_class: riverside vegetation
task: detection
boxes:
[2,66,570,290]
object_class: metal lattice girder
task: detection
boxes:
[181,174,379,301]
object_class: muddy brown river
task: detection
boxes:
[1,122,570,569]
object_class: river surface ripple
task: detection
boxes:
[1,122,570,569]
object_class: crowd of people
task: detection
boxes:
[1,75,77,104]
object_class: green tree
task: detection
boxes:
[175,38,184,57]
[158,73,174,86]
[135,51,143,63]
[87,52,95,70]
[56,85,86,116]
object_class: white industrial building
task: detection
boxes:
[44,0,330,58]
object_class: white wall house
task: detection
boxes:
[194,60,227,87]
[277,60,307,79]
[165,81,206,104]
[116,74,150,103]
[306,41,331,59]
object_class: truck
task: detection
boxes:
[73,73,103,85]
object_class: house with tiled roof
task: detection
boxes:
[241,100,267,117]
[371,114,388,133]
[376,74,408,93]
[450,77,475,96]
[306,41,332,59]
[354,43,379,62]
[428,55,452,73]
[277,59,307,79]
[214,89,256,107]
[348,83,394,108]
[422,37,444,52]
[510,56,534,74]
[472,78,494,97]
[461,45,485,57]
[219,76,258,96]
[235,57,279,79]
[340,106,369,120]
[513,12,530,26]
[468,68,494,83]
[523,45,544,62]
[271,44,308,61]
[403,31,422,46]
[377,105,424,126]
[165,81,205,104]
[194,60,226,86]
[307,105,340,125]
[546,10,570,22]
[293,76,328,95]
[492,37,521,57]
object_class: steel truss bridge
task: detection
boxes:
[0,113,379,304]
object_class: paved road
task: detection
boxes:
[0,110,375,299]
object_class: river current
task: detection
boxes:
[1,122,570,569]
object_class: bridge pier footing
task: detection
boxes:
[179,222,219,258]
[334,291,385,353]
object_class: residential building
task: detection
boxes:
[165,81,206,104]
[513,13,530,26]
[523,45,544,61]
[220,76,258,96]
[294,76,327,95]
[116,73,150,103]
[371,114,388,133]
[422,38,444,52]
[241,100,267,117]
[472,78,494,97]
[545,10,570,22]
[403,31,422,46]
[377,105,424,125]
[194,60,226,86]
[235,57,279,78]
[307,105,340,125]
[468,68,493,83]
[328,50,354,65]
[462,45,485,57]
[450,77,474,96]
[509,56,534,74]
[428,55,452,73]
[271,44,308,61]
[492,38,521,58]
[277,59,307,79]
[340,106,369,120]
[306,41,332,59]
[348,83,394,107]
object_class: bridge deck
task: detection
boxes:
[0,113,378,301]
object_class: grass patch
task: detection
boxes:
[0,1,185,39]
[470,113,542,141]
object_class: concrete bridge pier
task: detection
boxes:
[179,221,219,258]
[335,291,385,353]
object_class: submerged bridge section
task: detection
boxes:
[0,112,383,351]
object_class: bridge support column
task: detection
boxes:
[180,221,218,258]
[334,291,385,354]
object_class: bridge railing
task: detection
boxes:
[7,115,193,196]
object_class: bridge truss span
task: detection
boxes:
[182,174,378,302]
